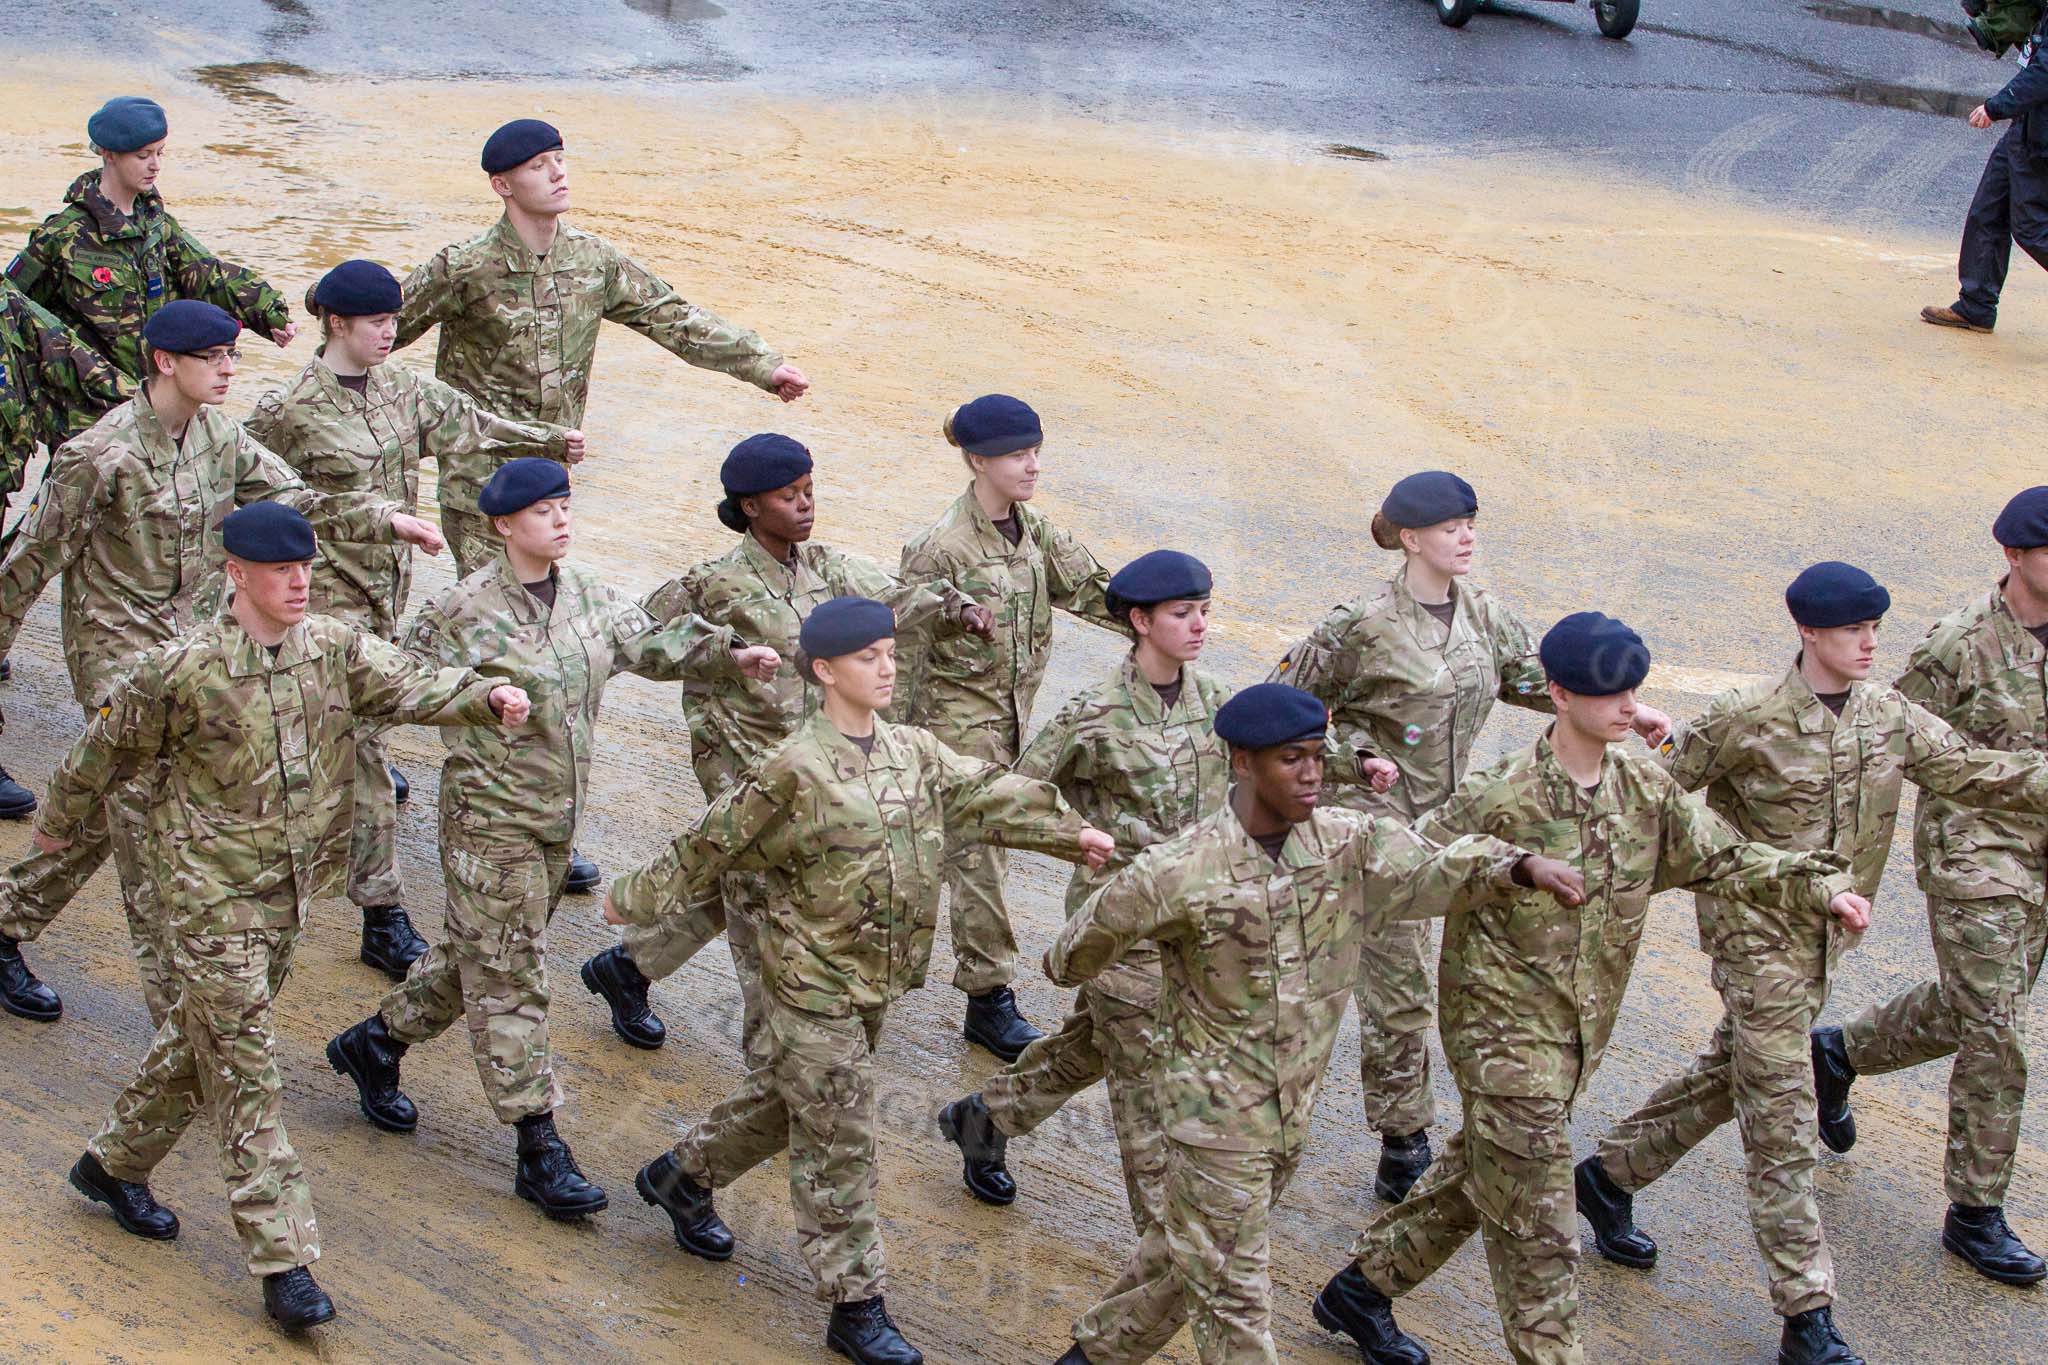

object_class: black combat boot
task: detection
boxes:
[937,1093,1015,1205]
[1810,1026,1857,1154]
[68,1151,178,1239]
[262,1267,336,1332]
[1778,1306,1863,1364]
[962,986,1041,1063]
[1311,1264,1431,1364]
[1943,1203,2048,1284]
[0,932,61,1021]
[1374,1129,1432,1203]
[635,1151,733,1259]
[358,905,428,980]
[326,1014,418,1133]
[0,765,35,819]
[389,764,409,804]
[1054,1346,1092,1364]
[582,945,666,1049]
[514,1112,609,1218]
[826,1296,923,1365]
[1575,1156,1658,1268]
[565,849,601,894]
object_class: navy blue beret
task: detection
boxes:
[141,299,239,353]
[947,394,1042,458]
[482,118,563,174]
[1108,550,1212,609]
[1786,561,1891,629]
[1994,486,2048,549]
[478,457,571,516]
[1381,471,1478,529]
[800,596,895,660]
[1540,612,1651,696]
[717,434,815,531]
[312,259,403,316]
[222,502,315,563]
[88,96,167,153]
[1214,683,1329,750]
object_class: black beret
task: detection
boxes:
[800,596,895,660]
[1107,550,1212,609]
[1381,471,1478,530]
[482,118,563,174]
[478,457,571,516]
[716,433,813,531]
[1994,486,2048,550]
[88,96,167,153]
[1540,612,1651,696]
[1214,683,1329,750]
[948,394,1042,457]
[1786,561,1891,629]
[140,299,239,354]
[312,259,403,316]
[221,502,316,563]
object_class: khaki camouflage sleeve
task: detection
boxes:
[0,443,104,660]
[887,540,946,721]
[638,574,701,626]
[238,429,400,542]
[927,732,1090,858]
[163,212,289,336]
[608,594,742,683]
[6,230,63,312]
[1895,624,1963,716]
[416,375,568,469]
[1663,693,1742,792]
[1355,812,1525,922]
[840,549,970,642]
[1013,691,1085,784]
[1046,854,1181,986]
[602,249,783,390]
[1268,613,1352,709]
[241,388,286,451]
[1902,695,2048,813]
[1041,523,1127,636]
[1655,780,1854,911]
[1493,603,1555,714]
[1321,735,1376,788]
[37,653,170,843]
[393,251,458,352]
[344,628,501,727]
[607,829,697,927]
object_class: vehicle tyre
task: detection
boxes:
[1437,0,1480,27]
[1594,0,1639,38]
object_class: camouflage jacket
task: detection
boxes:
[641,532,974,797]
[1046,804,1526,1154]
[245,354,569,635]
[1420,735,1856,1104]
[1896,585,2048,904]
[1669,660,2048,978]
[393,216,783,516]
[896,488,1122,745]
[36,611,498,933]
[1271,569,1552,821]
[612,711,1088,1017]
[0,389,401,706]
[406,554,741,847]
[5,170,290,380]
[0,279,124,490]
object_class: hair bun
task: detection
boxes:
[941,407,964,449]
[715,495,750,533]
[1369,511,1404,552]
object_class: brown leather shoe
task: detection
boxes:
[1921,304,1993,332]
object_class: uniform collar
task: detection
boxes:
[1117,653,1205,724]
[806,709,907,779]
[1218,802,1333,883]
[488,214,559,273]
[956,485,1033,556]
[1990,579,2048,666]
[310,350,387,407]
[735,530,803,583]
[130,385,198,466]
[221,608,314,678]
[1534,729,1619,814]
[68,169,158,237]
[1387,566,1466,642]
[491,553,560,621]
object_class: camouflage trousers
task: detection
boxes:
[1353,1090,1582,1365]
[312,593,404,909]
[1073,1139,1303,1364]
[1596,964,1833,1316]
[1355,916,1438,1138]
[89,926,320,1276]
[981,963,1168,1234]
[620,870,773,1065]
[440,506,500,581]
[674,994,889,1302]
[1842,892,2048,1207]
[378,828,572,1122]
[931,719,1021,995]
[0,712,173,1023]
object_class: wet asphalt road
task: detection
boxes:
[2,0,2025,232]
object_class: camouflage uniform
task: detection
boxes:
[375,555,741,1121]
[1841,588,2048,1209]
[1045,804,1527,1365]
[896,488,1121,993]
[245,355,570,910]
[0,392,400,1021]
[393,216,784,575]
[42,611,498,1275]
[1271,571,1550,1138]
[615,533,974,1061]
[5,170,290,381]
[0,279,124,495]
[1348,736,1855,1365]
[609,712,1088,1302]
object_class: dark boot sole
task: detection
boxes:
[960,1021,1037,1064]
[1311,1290,1425,1365]
[324,1037,418,1134]
[1,990,62,1022]
[825,1327,924,1365]
[357,949,420,983]
[268,1302,338,1333]
[0,800,37,821]
[1374,1173,1419,1204]
[1588,1231,1658,1271]
[634,1166,734,1260]
[564,872,601,895]
[1942,1229,2048,1285]
[68,1166,178,1240]
[936,1107,1016,1206]
[1817,1118,1856,1156]
[581,958,666,1051]
[517,1176,609,1221]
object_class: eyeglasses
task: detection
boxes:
[180,348,241,366]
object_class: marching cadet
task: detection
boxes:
[1316,612,1871,1365]
[1270,471,1669,1202]
[0,301,443,1025]
[393,116,808,894]
[580,433,992,1053]
[896,393,1125,1061]
[1814,487,2048,1287]
[245,258,582,980]
[6,97,294,380]
[49,502,526,1332]
[324,459,779,1219]
[1578,561,2048,1365]
[604,596,1112,1365]
[1042,682,1578,1365]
